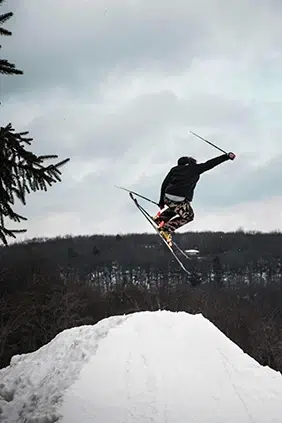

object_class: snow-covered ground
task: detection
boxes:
[1,311,282,423]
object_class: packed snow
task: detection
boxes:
[1,311,282,423]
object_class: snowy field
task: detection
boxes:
[1,310,282,422]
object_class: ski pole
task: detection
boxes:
[115,185,158,206]
[189,131,227,154]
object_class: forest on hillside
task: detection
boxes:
[1,230,282,374]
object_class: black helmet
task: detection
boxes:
[177,156,197,166]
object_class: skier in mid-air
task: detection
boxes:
[153,152,236,246]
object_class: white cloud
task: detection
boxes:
[192,196,282,233]
[2,0,282,240]
[16,195,282,242]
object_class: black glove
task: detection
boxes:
[227,152,236,160]
[158,201,164,209]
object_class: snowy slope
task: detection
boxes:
[1,311,282,423]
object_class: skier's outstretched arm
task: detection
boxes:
[197,152,235,174]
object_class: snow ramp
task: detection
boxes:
[1,311,282,423]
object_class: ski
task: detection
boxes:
[172,242,198,260]
[172,243,200,259]
[128,192,192,276]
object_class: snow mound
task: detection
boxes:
[0,315,126,423]
[1,311,282,423]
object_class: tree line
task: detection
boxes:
[1,231,282,373]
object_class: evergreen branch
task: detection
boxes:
[0,4,23,75]
[0,5,69,245]
[0,27,11,36]
[0,124,70,245]
[0,11,13,25]
[0,59,23,75]
[0,226,27,246]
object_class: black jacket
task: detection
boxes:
[159,154,230,205]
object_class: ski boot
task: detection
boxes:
[152,211,162,225]
[160,230,172,247]
[158,221,173,247]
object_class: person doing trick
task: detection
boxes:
[153,152,236,246]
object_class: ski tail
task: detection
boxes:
[128,192,192,275]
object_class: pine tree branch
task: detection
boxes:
[0,59,23,75]
[0,3,23,74]
[0,124,70,245]
[0,4,68,245]
[0,11,13,25]
[0,226,26,246]
[0,27,11,36]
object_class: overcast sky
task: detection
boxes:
[1,0,282,241]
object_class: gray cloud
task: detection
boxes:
[196,154,282,209]
[2,0,282,238]
[4,90,253,158]
[3,0,282,97]
[1,0,207,98]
